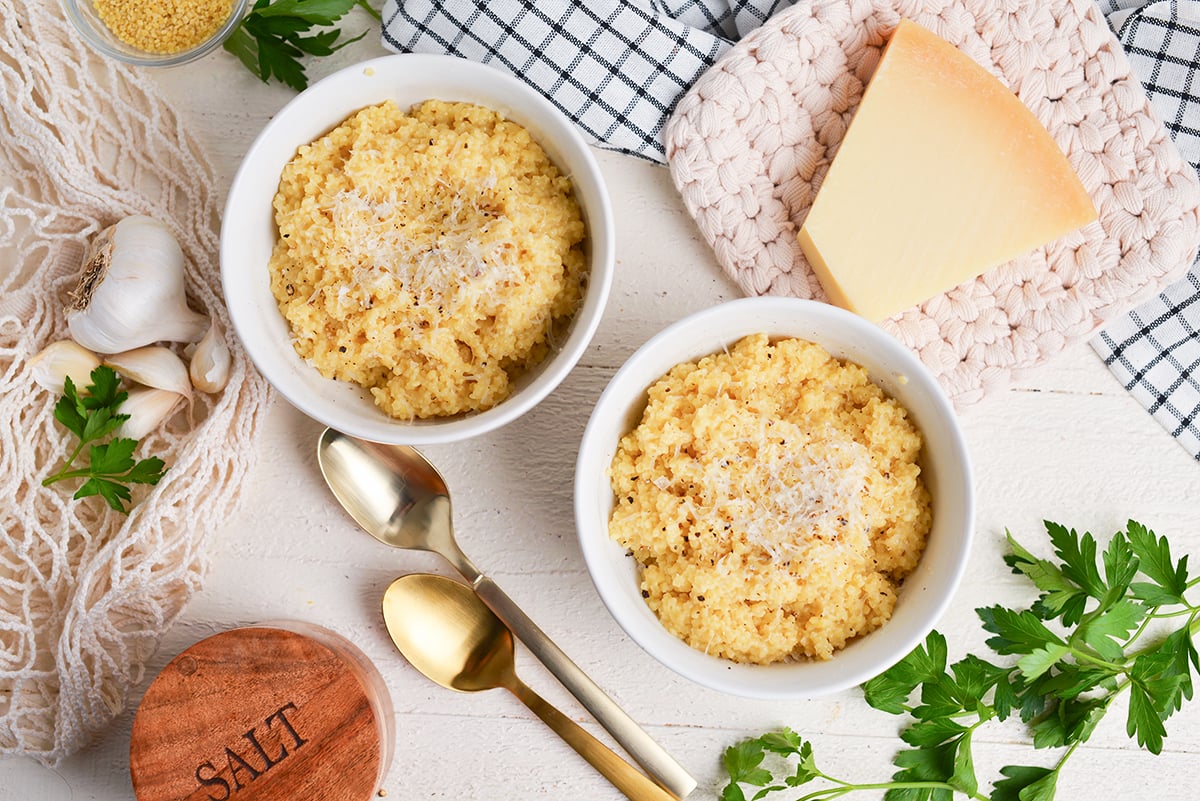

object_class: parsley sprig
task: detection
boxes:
[223,0,381,91]
[42,365,168,514]
[721,520,1199,801]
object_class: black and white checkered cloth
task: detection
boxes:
[1091,1,1200,459]
[382,0,1200,457]
[379,1,793,161]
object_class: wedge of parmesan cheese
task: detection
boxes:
[797,19,1098,322]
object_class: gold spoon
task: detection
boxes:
[382,574,677,801]
[316,428,696,799]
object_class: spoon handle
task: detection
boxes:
[473,577,696,798]
[509,678,678,801]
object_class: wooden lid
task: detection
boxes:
[130,625,389,801]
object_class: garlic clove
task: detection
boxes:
[103,346,193,403]
[28,339,101,394]
[188,321,231,394]
[116,387,185,440]
[66,216,210,354]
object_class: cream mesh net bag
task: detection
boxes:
[0,0,272,763]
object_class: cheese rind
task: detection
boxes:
[797,19,1098,322]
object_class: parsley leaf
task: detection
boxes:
[42,366,168,513]
[1046,521,1107,600]
[757,729,804,756]
[899,717,968,748]
[863,630,948,713]
[722,739,772,790]
[1127,679,1168,754]
[888,738,959,800]
[783,740,821,788]
[1016,643,1070,681]
[978,606,1065,656]
[1127,520,1190,605]
[1076,599,1144,661]
[75,475,133,510]
[992,765,1057,801]
[1006,530,1090,625]
[224,0,377,91]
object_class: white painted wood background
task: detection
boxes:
[4,18,1200,801]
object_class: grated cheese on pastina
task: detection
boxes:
[328,183,520,315]
[692,421,873,570]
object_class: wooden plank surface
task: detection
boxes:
[3,22,1199,801]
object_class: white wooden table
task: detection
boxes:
[4,23,1200,801]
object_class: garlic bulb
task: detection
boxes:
[28,339,101,394]
[103,346,193,403]
[188,321,231,393]
[66,216,210,354]
[116,387,185,440]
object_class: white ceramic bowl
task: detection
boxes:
[574,297,974,699]
[222,54,614,444]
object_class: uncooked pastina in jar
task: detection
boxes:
[94,0,234,54]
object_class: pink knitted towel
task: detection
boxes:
[665,0,1200,406]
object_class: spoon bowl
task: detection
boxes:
[317,430,459,562]
[383,574,513,694]
[381,574,675,801]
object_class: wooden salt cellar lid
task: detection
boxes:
[130,624,392,801]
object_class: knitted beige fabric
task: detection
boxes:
[665,0,1200,406]
[0,0,272,764]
